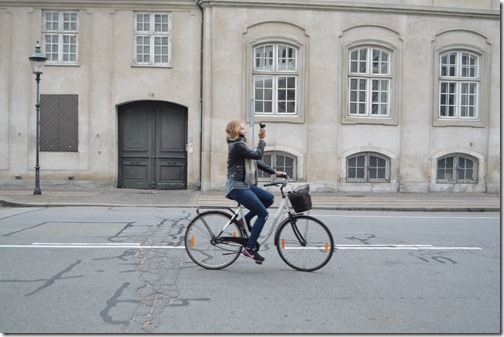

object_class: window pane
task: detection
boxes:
[254,76,273,114]
[62,35,77,62]
[439,82,456,117]
[137,14,150,32]
[459,83,477,118]
[63,12,78,31]
[349,78,367,115]
[371,79,389,116]
[277,77,296,114]
[154,14,169,32]
[154,36,169,63]
[277,45,297,71]
[254,45,274,71]
[440,52,457,77]
[437,156,454,182]
[372,49,389,74]
[461,53,478,78]
[45,12,59,31]
[350,48,367,73]
[136,36,150,62]
[44,34,59,61]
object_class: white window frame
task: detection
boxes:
[42,10,79,64]
[134,12,172,67]
[438,51,480,120]
[348,46,391,118]
[252,43,299,116]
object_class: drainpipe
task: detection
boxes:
[196,0,204,190]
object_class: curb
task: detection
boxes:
[0,199,499,212]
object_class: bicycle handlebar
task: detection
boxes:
[263,174,290,188]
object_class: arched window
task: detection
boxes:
[436,153,478,183]
[258,151,297,181]
[253,43,299,115]
[348,47,391,117]
[346,152,390,182]
[438,51,480,119]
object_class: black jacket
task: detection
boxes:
[227,136,275,182]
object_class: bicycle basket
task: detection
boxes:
[288,184,312,213]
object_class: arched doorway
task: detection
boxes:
[118,101,187,190]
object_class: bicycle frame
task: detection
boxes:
[200,191,295,247]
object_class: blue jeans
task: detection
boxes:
[227,185,274,250]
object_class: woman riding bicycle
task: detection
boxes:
[224,120,285,262]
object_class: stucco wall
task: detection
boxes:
[0,0,499,193]
[0,1,202,188]
[200,0,500,192]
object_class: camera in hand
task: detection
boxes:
[259,122,266,128]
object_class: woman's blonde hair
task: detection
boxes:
[226,120,243,141]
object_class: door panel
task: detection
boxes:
[118,101,187,190]
[156,106,187,189]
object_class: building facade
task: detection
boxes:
[0,0,500,193]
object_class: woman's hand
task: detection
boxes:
[275,171,287,178]
[258,128,266,139]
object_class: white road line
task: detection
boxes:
[33,242,142,246]
[0,244,184,249]
[335,245,482,250]
[0,243,482,250]
[309,214,500,220]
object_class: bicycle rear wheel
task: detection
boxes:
[276,215,334,272]
[185,211,245,269]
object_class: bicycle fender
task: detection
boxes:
[274,216,296,246]
[274,214,319,246]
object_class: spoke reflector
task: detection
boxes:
[191,236,195,249]
[325,242,329,253]
[282,238,285,249]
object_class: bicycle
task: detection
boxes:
[184,177,334,272]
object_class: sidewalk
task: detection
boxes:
[0,186,500,211]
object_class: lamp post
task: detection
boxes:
[29,41,47,195]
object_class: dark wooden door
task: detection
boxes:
[118,101,187,190]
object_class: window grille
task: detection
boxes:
[134,13,171,66]
[253,44,298,115]
[42,10,79,64]
[436,153,477,183]
[258,151,297,181]
[346,152,390,182]
[348,47,391,117]
[439,51,479,119]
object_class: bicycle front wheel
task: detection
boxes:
[276,215,334,272]
[185,211,245,270]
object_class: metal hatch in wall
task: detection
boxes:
[118,101,188,190]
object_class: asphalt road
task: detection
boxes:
[0,206,500,333]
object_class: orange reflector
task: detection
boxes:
[191,236,195,249]
[324,242,329,253]
[233,232,237,237]
[281,238,285,250]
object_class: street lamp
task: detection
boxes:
[29,41,47,195]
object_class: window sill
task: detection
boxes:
[132,64,172,69]
[45,63,80,67]
[433,119,485,127]
[248,114,304,124]
[342,115,398,126]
